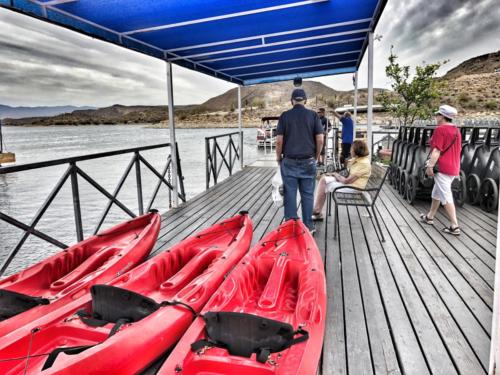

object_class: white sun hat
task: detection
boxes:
[435,104,458,119]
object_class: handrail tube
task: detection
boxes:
[93,155,137,235]
[147,156,171,212]
[75,166,136,219]
[0,143,186,276]
[205,131,242,189]
[138,154,186,202]
[70,163,84,242]
[0,165,73,276]
[0,143,172,174]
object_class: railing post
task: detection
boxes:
[229,135,233,176]
[238,85,243,169]
[240,131,243,170]
[70,162,84,242]
[205,138,210,190]
[135,151,144,215]
[166,61,179,208]
[213,139,218,186]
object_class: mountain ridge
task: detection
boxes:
[3,50,499,126]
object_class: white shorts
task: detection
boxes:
[432,173,456,205]
[324,176,356,193]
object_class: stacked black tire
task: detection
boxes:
[389,125,441,205]
[389,122,500,212]
[463,124,500,212]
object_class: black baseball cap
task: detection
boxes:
[291,88,307,101]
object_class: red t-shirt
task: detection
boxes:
[430,124,462,176]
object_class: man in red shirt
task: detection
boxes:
[420,105,462,235]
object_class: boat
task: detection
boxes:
[257,117,279,149]
[0,212,252,375]
[0,118,16,165]
[159,219,326,375]
[0,211,161,338]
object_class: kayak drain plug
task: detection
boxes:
[175,365,182,373]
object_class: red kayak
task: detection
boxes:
[0,211,161,338]
[159,219,326,375]
[0,212,252,375]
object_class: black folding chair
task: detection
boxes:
[325,168,389,242]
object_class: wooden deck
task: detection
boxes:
[152,166,497,375]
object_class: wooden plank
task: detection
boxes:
[347,206,401,375]
[322,209,347,375]
[415,201,496,250]
[427,208,495,275]
[365,206,458,374]
[153,168,267,251]
[381,188,493,334]
[409,202,495,287]
[156,167,262,242]
[383,188,494,309]
[155,168,275,251]
[158,166,256,226]
[460,204,498,227]
[378,194,488,372]
[356,203,430,375]
[338,205,374,375]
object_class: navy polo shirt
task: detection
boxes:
[277,104,324,159]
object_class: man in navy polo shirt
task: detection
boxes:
[333,110,354,163]
[276,88,324,233]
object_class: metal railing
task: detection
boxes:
[371,130,400,155]
[205,131,242,189]
[0,143,185,276]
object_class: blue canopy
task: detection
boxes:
[0,0,387,85]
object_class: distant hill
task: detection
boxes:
[4,51,499,126]
[198,80,385,112]
[0,105,94,119]
[440,51,500,114]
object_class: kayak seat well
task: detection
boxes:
[258,253,289,310]
[160,247,222,292]
[49,246,121,291]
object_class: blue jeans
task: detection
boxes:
[280,158,316,230]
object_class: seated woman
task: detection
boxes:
[312,140,371,221]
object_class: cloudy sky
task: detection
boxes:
[0,0,499,107]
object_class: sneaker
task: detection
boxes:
[312,213,324,221]
[309,227,317,235]
[442,226,460,236]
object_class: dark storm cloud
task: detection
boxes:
[0,2,498,104]
[383,0,500,61]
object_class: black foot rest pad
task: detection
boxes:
[191,311,308,363]
[0,289,49,321]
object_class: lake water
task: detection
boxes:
[0,124,265,275]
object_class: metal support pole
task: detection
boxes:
[166,61,179,207]
[238,85,243,169]
[135,152,144,215]
[367,32,374,158]
[353,71,359,129]
[70,163,84,242]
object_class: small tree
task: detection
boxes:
[380,47,446,126]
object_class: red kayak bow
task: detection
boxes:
[159,219,326,375]
[0,212,252,375]
[0,211,161,339]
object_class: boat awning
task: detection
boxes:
[0,0,387,86]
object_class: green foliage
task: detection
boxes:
[380,47,447,126]
[252,97,266,109]
[485,100,498,110]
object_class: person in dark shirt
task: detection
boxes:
[276,88,324,233]
[317,108,331,166]
[333,110,354,163]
